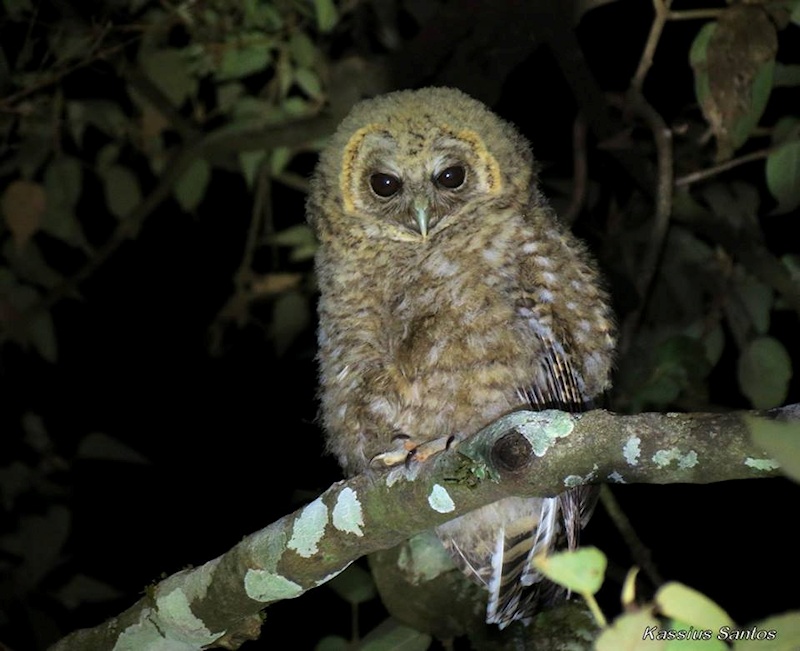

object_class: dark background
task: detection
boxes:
[2,0,799,649]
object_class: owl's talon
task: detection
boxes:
[370,434,453,469]
[370,435,416,468]
[370,449,410,468]
[406,435,452,463]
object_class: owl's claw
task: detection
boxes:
[370,434,455,469]
[369,434,415,468]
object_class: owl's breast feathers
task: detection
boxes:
[316,198,613,472]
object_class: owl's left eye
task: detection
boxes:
[435,165,466,189]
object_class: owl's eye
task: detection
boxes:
[435,165,466,189]
[370,173,402,198]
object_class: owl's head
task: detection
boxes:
[308,87,536,242]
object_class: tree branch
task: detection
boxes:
[49,407,792,650]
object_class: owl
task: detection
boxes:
[307,87,615,629]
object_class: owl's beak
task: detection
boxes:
[413,198,429,238]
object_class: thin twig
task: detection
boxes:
[124,65,202,142]
[0,39,137,111]
[667,8,724,21]
[599,486,664,589]
[674,146,777,187]
[619,90,673,356]
[207,159,276,353]
[563,114,588,226]
[631,0,672,92]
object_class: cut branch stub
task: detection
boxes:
[492,429,534,472]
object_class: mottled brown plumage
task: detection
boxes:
[307,87,615,628]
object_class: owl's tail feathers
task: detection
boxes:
[486,497,562,629]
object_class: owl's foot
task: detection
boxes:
[370,433,455,469]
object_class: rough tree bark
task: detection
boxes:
[49,406,795,650]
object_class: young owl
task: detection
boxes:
[307,87,615,628]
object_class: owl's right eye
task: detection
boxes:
[369,173,402,198]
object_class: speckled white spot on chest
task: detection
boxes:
[422,249,462,278]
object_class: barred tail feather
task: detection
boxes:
[486,497,560,629]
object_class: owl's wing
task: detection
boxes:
[488,320,600,628]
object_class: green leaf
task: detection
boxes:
[664,624,728,651]
[217,83,244,113]
[766,141,800,214]
[733,272,772,335]
[596,611,665,651]
[314,636,350,651]
[3,0,34,20]
[1,179,45,248]
[0,462,32,511]
[295,67,324,99]
[69,99,129,140]
[266,222,317,264]
[40,205,88,251]
[685,321,725,368]
[733,611,800,650]
[289,243,317,262]
[174,158,210,211]
[313,0,338,33]
[359,619,432,651]
[215,39,272,81]
[271,224,316,248]
[22,412,50,451]
[326,563,377,605]
[737,336,792,409]
[532,546,606,595]
[96,144,120,173]
[1,506,71,591]
[140,48,196,107]
[397,531,455,584]
[272,290,310,355]
[3,283,59,361]
[792,0,800,27]
[54,573,124,610]
[689,22,716,108]
[289,31,317,68]
[231,96,274,122]
[65,101,87,144]
[48,25,94,65]
[103,165,142,219]
[270,147,292,176]
[772,117,800,144]
[746,416,800,483]
[773,63,800,87]
[728,59,774,152]
[16,126,52,178]
[702,182,759,229]
[242,0,284,30]
[689,21,715,68]
[40,156,88,246]
[77,432,150,464]
[655,583,734,631]
[2,239,63,289]
[44,156,82,207]
[239,150,267,188]
[282,96,311,117]
[276,54,294,98]
[29,311,58,362]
